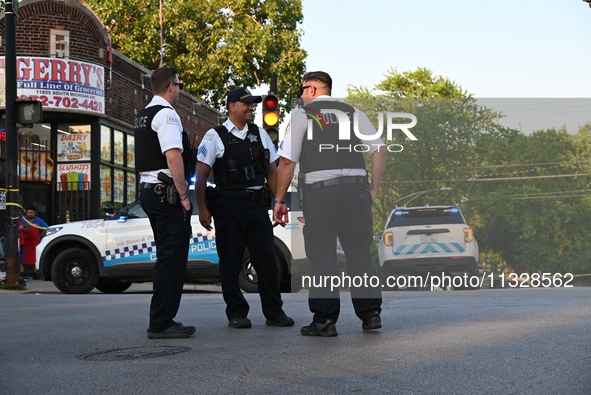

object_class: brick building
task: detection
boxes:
[0,0,222,225]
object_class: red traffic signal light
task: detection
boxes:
[263,95,278,111]
[262,94,280,143]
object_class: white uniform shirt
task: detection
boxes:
[139,96,184,184]
[197,119,279,188]
[277,96,385,184]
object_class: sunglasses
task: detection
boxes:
[171,82,184,90]
[299,85,312,95]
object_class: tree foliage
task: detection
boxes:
[348,67,471,99]
[85,0,307,110]
[349,67,591,275]
[347,68,508,229]
[467,126,591,274]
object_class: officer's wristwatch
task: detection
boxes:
[274,199,285,205]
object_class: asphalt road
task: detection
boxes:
[1,281,590,394]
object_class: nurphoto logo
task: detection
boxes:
[305,108,418,153]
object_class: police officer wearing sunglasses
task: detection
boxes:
[274,71,386,337]
[196,87,294,329]
[135,67,195,339]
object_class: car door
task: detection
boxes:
[103,201,156,272]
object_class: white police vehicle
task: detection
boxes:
[377,205,479,288]
[36,191,308,294]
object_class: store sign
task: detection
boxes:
[0,56,105,114]
[57,163,91,191]
[57,133,91,162]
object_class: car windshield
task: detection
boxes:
[125,203,147,219]
[106,200,147,220]
[388,207,466,227]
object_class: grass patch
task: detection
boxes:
[0,283,26,291]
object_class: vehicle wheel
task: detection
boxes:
[238,250,260,293]
[95,279,132,294]
[238,249,282,293]
[51,248,99,294]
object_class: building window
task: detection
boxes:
[18,123,53,182]
[100,125,137,213]
[50,29,70,58]
[56,124,91,190]
[100,125,111,162]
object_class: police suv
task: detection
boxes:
[377,205,479,288]
[36,191,308,294]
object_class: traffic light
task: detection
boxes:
[262,94,279,143]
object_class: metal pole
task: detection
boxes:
[269,72,277,95]
[4,0,21,286]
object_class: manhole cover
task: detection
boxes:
[77,346,191,361]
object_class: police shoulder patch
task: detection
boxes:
[198,146,208,157]
[166,115,180,126]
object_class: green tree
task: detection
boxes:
[352,68,591,275]
[468,126,591,274]
[373,67,471,99]
[85,0,307,110]
[346,68,507,231]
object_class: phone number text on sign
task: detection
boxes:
[19,94,103,112]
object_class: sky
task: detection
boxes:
[298,0,591,99]
[252,0,591,135]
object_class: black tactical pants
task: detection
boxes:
[303,182,382,323]
[213,197,284,320]
[141,186,192,332]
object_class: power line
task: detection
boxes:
[471,193,591,201]
[490,188,591,197]
[456,160,588,170]
[502,109,591,118]
[479,99,591,109]
[381,173,591,185]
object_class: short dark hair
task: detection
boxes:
[303,71,332,91]
[150,67,178,95]
[26,205,36,212]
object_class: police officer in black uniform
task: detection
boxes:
[274,71,387,336]
[135,67,195,339]
[196,87,294,329]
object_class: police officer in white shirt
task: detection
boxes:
[135,67,194,339]
[274,71,387,337]
[196,87,294,329]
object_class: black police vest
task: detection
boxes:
[135,105,168,172]
[300,100,366,174]
[212,124,270,189]
[135,105,195,180]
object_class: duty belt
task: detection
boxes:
[305,176,368,191]
[141,182,165,189]
[216,189,263,201]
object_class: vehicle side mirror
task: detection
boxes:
[373,234,382,243]
[103,203,114,217]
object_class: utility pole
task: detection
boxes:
[269,72,277,95]
[4,0,21,286]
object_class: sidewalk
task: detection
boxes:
[0,278,222,295]
[0,277,47,294]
